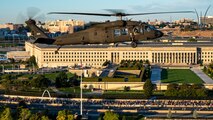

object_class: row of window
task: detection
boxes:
[152,53,195,56]
[202,52,213,54]
[123,52,148,55]
[43,55,108,58]
[43,52,108,55]
[123,56,148,58]
[202,56,213,58]
[43,59,107,62]
[203,59,213,62]
[152,59,195,63]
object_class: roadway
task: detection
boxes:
[2,102,213,119]
[1,95,213,119]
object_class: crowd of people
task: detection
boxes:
[1,96,213,110]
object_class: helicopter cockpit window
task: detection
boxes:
[133,27,140,33]
[140,28,144,34]
[121,28,128,35]
[114,29,121,36]
[145,26,151,32]
[149,25,156,30]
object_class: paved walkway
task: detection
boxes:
[191,68,213,84]
[50,87,65,94]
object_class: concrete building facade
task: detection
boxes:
[44,20,85,33]
[25,41,213,68]
[0,23,23,30]
[7,51,30,61]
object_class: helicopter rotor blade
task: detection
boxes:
[48,12,112,16]
[16,12,27,24]
[125,11,195,16]
[34,13,46,23]
[104,9,125,14]
[48,11,195,18]
[27,7,41,19]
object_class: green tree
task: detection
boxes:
[55,72,68,88]
[178,84,192,98]
[165,84,178,97]
[122,115,126,120]
[18,108,31,120]
[31,75,50,88]
[4,74,12,80]
[124,86,130,92]
[27,55,37,67]
[0,108,13,120]
[187,38,197,42]
[56,110,66,120]
[196,88,208,98]
[56,110,74,120]
[2,79,12,91]
[29,113,40,120]
[143,79,154,98]
[103,111,119,120]
[41,116,50,120]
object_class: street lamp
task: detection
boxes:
[80,60,83,116]
[1,65,4,73]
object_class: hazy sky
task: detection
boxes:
[0,0,212,24]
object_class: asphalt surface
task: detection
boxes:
[2,102,213,119]
[2,95,213,120]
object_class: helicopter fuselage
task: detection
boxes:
[53,20,163,47]
[26,19,163,48]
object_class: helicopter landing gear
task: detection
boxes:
[131,41,137,48]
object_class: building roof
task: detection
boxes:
[29,42,213,49]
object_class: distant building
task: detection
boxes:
[44,19,85,33]
[148,19,164,26]
[0,23,23,30]
[0,28,10,39]
[7,51,30,61]
[174,18,194,24]
[25,41,213,68]
[200,16,213,25]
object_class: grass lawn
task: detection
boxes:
[161,69,203,84]
[104,90,164,96]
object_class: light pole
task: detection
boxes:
[1,65,4,74]
[80,60,83,116]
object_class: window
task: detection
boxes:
[145,26,151,32]
[114,29,121,36]
[121,28,128,35]
[133,27,140,33]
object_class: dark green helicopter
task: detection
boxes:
[25,10,194,53]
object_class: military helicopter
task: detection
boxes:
[25,10,194,53]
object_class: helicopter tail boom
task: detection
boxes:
[34,38,56,44]
[25,19,49,39]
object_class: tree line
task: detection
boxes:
[165,83,208,99]
[0,71,80,93]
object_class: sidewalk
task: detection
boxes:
[191,68,213,84]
